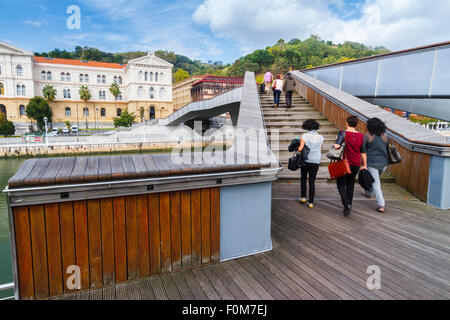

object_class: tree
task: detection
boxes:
[65,121,71,135]
[113,108,136,128]
[26,97,53,130]
[139,107,145,122]
[109,82,121,113]
[174,68,190,83]
[42,84,57,114]
[0,113,15,137]
[79,86,91,130]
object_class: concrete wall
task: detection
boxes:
[428,156,450,209]
[219,182,273,261]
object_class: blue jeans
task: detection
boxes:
[367,167,386,207]
[273,90,281,106]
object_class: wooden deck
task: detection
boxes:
[50,182,450,300]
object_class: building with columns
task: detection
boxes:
[0,41,173,132]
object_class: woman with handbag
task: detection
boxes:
[298,119,324,208]
[363,118,389,213]
[272,75,283,108]
[334,116,367,217]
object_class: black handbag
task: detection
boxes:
[358,169,374,191]
[388,142,402,164]
[288,145,310,171]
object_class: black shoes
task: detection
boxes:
[343,205,352,217]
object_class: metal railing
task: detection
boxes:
[0,282,15,300]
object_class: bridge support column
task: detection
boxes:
[428,156,450,209]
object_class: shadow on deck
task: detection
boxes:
[51,183,450,300]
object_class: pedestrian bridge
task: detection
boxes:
[303,42,450,122]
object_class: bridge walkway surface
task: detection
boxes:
[49,182,450,300]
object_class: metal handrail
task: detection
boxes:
[0,283,15,300]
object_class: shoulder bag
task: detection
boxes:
[387,142,402,165]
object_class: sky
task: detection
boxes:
[1,0,449,63]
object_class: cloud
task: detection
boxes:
[193,0,450,52]
[25,20,46,28]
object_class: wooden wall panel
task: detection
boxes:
[12,187,220,299]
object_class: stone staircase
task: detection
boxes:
[260,91,338,181]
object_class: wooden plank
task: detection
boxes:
[100,198,115,285]
[39,158,64,185]
[44,203,63,296]
[181,270,209,300]
[125,195,139,280]
[29,205,49,299]
[148,193,161,275]
[73,201,90,290]
[172,272,195,300]
[132,154,149,178]
[98,156,112,181]
[87,199,102,288]
[13,206,34,299]
[201,188,211,265]
[141,154,160,177]
[122,155,138,178]
[180,191,192,269]
[159,192,172,274]
[160,274,181,300]
[55,157,76,184]
[111,156,124,180]
[210,188,220,263]
[170,192,182,272]
[84,157,99,182]
[149,276,168,300]
[113,197,127,283]
[23,158,50,186]
[8,159,38,188]
[70,157,88,183]
[137,194,150,277]
[191,189,202,267]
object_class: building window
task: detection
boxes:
[17,65,23,76]
[41,71,47,80]
[84,74,89,83]
[65,107,71,117]
[160,87,165,99]
[79,74,84,82]
[100,108,106,117]
[114,76,118,83]
[83,107,89,117]
[61,72,65,81]
[149,106,155,119]
[99,90,106,100]
[19,105,26,116]
[150,87,155,99]
[97,75,101,83]
[145,72,148,81]
[102,75,106,84]
[66,73,71,82]
[17,84,25,96]
[117,108,122,117]
[67,89,71,99]
[0,83,4,95]
[16,84,20,96]
[118,76,122,84]
[138,86,144,98]
[22,85,26,96]
[138,71,143,81]
[118,94,122,100]
[150,72,154,82]
[63,89,67,98]
[155,72,159,82]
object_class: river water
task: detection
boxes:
[0,158,25,299]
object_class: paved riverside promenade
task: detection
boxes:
[50,182,450,300]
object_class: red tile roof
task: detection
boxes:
[192,75,244,86]
[34,56,126,69]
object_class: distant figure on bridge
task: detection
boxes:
[283,73,296,108]
[334,116,368,217]
[272,75,283,108]
[363,118,389,213]
[263,70,273,94]
[298,119,324,208]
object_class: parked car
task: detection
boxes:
[47,128,59,137]
[62,127,69,134]
[71,126,78,134]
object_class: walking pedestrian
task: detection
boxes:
[364,118,389,213]
[272,75,283,108]
[334,115,367,217]
[298,119,324,208]
[263,70,273,94]
[283,73,296,108]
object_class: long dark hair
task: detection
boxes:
[367,118,386,136]
[302,119,320,131]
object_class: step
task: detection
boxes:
[263,109,317,115]
[266,127,338,134]
[268,134,339,141]
[264,115,327,121]
[265,121,332,128]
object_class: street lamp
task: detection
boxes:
[43,116,48,146]
[76,104,79,142]
[96,107,99,131]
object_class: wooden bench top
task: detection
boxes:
[8,152,273,189]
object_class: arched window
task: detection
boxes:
[17,65,23,76]
[149,87,155,99]
[150,72,154,82]
[138,86,144,98]
[21,85,26,96]
[19,105,26,116]
[61,72,65,81]
[79,74,84,82]
[67,89,71,98]
[145,72,148,81]
[149,106,155,119]
[102,75,106,84]
[41,71,47,80]
[99,90,106,100]
[66,73,71,81]
[83,107,89,117]
[97,75,101,83]
[155,72,159,82]
[118,76,122,84]
[65,107,71,117]
[160,72,163,81]
[16,84,21,96]
[100,108,106,117]
[114,76,117,83]
[160,87,165,99]
[84,74,89,82]
[118,94,122,100]
[0,83,4,95]
[138,71,143,81]
[63,89,67,98]
[116,108,122,117]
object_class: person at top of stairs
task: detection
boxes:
[298,119,324,208]
[263,70,273,94]
[283,73,296,108]
[272,75,283,108]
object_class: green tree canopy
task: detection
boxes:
[0,113,15,137]
[109,82,121,99]
[26,96,53,130]
[79,85,92,102]
[42,85,57,103]
[174,68,190,83]
[113,109,136,128]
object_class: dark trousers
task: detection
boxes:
[337,165,360,208]
[273,90,281,106]
[300,162,320,203]
[285,91,293,107]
